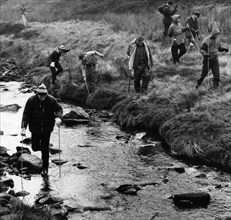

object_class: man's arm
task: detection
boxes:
[21,98,32,129]
[168,25,174,38]
[53,98,63,118]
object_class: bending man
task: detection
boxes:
[79,51,104,85]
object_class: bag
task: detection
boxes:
[158,5,164,14]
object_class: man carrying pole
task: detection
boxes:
[158,1,178,39]
[196,26,229,89]
[185,11,201,51]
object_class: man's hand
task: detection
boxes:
[224,48,229,53]
[83,76,87,81]
[55,118,62,127]
[50,62,55,67]
[21,128,26,136]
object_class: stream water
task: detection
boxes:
[1,81,231,220]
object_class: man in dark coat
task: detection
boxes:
[47,45,70,84]
[185,11,201,51]
[127,36,153,93]
[21,84,63,176]
[158,1,178,38]
[196,27,229,89]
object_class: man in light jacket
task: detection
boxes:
[127,36,153,93]
[196,27,229,89]
[168,15,188,65]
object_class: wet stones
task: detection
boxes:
[20,137,32,145]
[1,177,14,188]
[49,147,62,155]
[73,163,88,169]
[51,159,68,165]
[0,104,21,112]
[17,153,43,174]
[116,184,141,195]
[137,143,162,156]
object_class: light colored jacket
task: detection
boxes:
[127,38,153,70]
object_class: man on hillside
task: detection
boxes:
[79,51,104,85]
[21,84,63,176]
[158,1,178,38]
[127,36,153,94]
[185,11,201,51]
[168,15,189,65]
[20,3,27,27]
[196,27,229,89]
[47,45,70,84]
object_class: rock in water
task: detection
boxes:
[173,192,210,208]
[52,159,68,165]
[17,153,43,173]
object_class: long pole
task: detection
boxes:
[58,127,61,178]
[84,79,90,95]
[128,71,131,93]
[21,135,24,192]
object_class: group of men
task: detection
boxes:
[20,1,229,176]
[159,0,229,89]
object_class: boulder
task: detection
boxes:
[173,192,210,208]
[63,107,89,120]
[1,177,14,188]
[17,153,43,174]
[59,83,88,105]
[0,146,9,157]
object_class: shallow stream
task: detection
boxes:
[1,81,231,220]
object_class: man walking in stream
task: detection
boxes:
[21,84,63,176]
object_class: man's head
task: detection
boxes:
[36,83,48,101]
[167,1,173,5]
[136,36,144,46]
[192,11,200,20]
[211,26,220,39]
[58,45,67,53]
[79,54,85,60]
[172,15,181,24]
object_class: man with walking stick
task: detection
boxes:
[196,26,229,89]
[127,36,153,94]
[185,11,201,51]
[21,84,63,176]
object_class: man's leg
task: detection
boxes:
[50,67,57,84]
[41,132,51,173]
[134,68,142,93]
[211,59,220,89]
[196,58,210,88]
[55,62,63,75]
[177,43,187,62]
[141,67,150,93]
[171,45,178,64]
[31,133,42,152]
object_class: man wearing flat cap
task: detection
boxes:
[47,45,70,84]
[21,83,63,176]
[127,36,153,93]
[185,11,201,51]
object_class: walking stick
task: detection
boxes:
[58,127,61,178]
[128,70,131,93]
[84,78,90,95]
